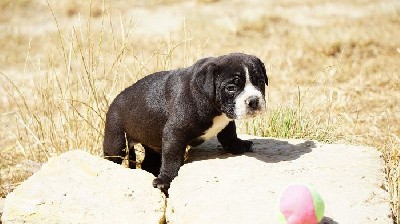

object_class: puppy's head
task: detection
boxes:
[194,53,268,119]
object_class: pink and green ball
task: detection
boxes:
[277,183,325,224]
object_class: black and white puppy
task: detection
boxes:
[103,53,268,193]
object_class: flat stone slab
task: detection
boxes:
[1,150,165,224]
[167,135,391,223]
[1,136,391,223]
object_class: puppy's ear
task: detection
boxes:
[193,59,218,102]
[257,58,268,86]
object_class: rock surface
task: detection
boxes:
[167,135,392,223]
[1,150,165,224]
[2,136,392,223]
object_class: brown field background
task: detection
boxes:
[0,0,399,222]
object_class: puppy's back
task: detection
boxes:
[107,71,174,149]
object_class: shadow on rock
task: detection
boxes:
[321,217,338,224]
[187,137,316,164]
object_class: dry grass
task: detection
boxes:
[0,0,399,222]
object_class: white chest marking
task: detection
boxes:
[200,114,232,141]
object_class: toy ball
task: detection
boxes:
[277,183,325,224]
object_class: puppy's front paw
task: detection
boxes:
[153,176,171,195]
[224,139,253,155]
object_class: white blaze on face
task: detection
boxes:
[234,66,266,119]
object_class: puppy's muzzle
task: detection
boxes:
[246,96,260,110]
[246,95,265,112]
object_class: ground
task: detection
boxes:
[0,0,399,222]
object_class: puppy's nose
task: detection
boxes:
[247,97,259,110]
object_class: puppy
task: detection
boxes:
[103,53,268,193]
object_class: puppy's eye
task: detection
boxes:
[226,84,238,93]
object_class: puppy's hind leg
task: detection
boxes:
[127,137,137,169]
[103,110,127,164]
